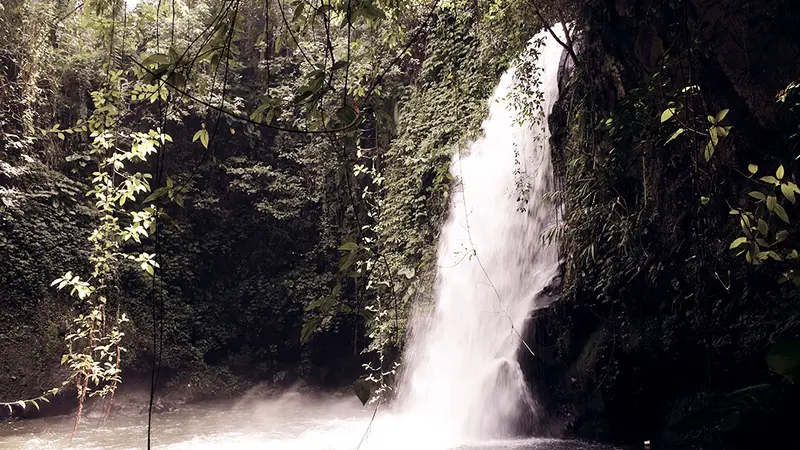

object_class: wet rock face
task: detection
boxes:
[599,0,800,128]
[690,0,800,128]
[466,358,538,439]
[535,263,565,308]
[526,0,800,447]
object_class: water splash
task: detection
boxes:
[395,28,565,444]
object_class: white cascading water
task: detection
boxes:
[395,28,565,445]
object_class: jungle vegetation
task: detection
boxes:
[1,0,799,448]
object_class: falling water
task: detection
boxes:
[396,29,565,444]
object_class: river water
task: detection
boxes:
[0,393,620,450]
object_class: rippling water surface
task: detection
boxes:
[0,393,620,450]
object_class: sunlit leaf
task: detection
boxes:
[781,184,796,203]
[192,129,209,149]
[665,128,684,144]
[730,237,748,249]
[767,195,777,211]
[774,203,790,224]
[757,219,768,236]
[761,176,780,185]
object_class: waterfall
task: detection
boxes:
[395,28,565,444]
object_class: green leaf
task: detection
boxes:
[730,237,748,249]
[757,219,768,236]
[304,296,327,312]
[660,108,676,122]
[300,317,320,344]
[142,262,154,275]
[761,175,780,185]
[716,109,729,123]
[774,203,790,224]
[781,183,796,203]
[704,141,715,161]
[339,251,358,272]
[665,128,684,144]
[249,104,269,123]
[700,196,710,205]
[192,129,209,149]
[767,195,777,211]
[748,164,759,174]
[143,53,170,66]
[749,191,766,201]
[339,241,359,251]
[751,242,761,265]
[336,105,357,126]
[777,165,785,180]
[292,2,305,21]
[61,354,69,365]
[776,230,790,243]
[332,60,349,71]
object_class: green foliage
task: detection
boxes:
[726,81,800,286]
[660,86,732,161]
[0,388,60,416]
[40,61,181,428]
[728,163,798,268]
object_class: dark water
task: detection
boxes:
[0,393,621,450]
